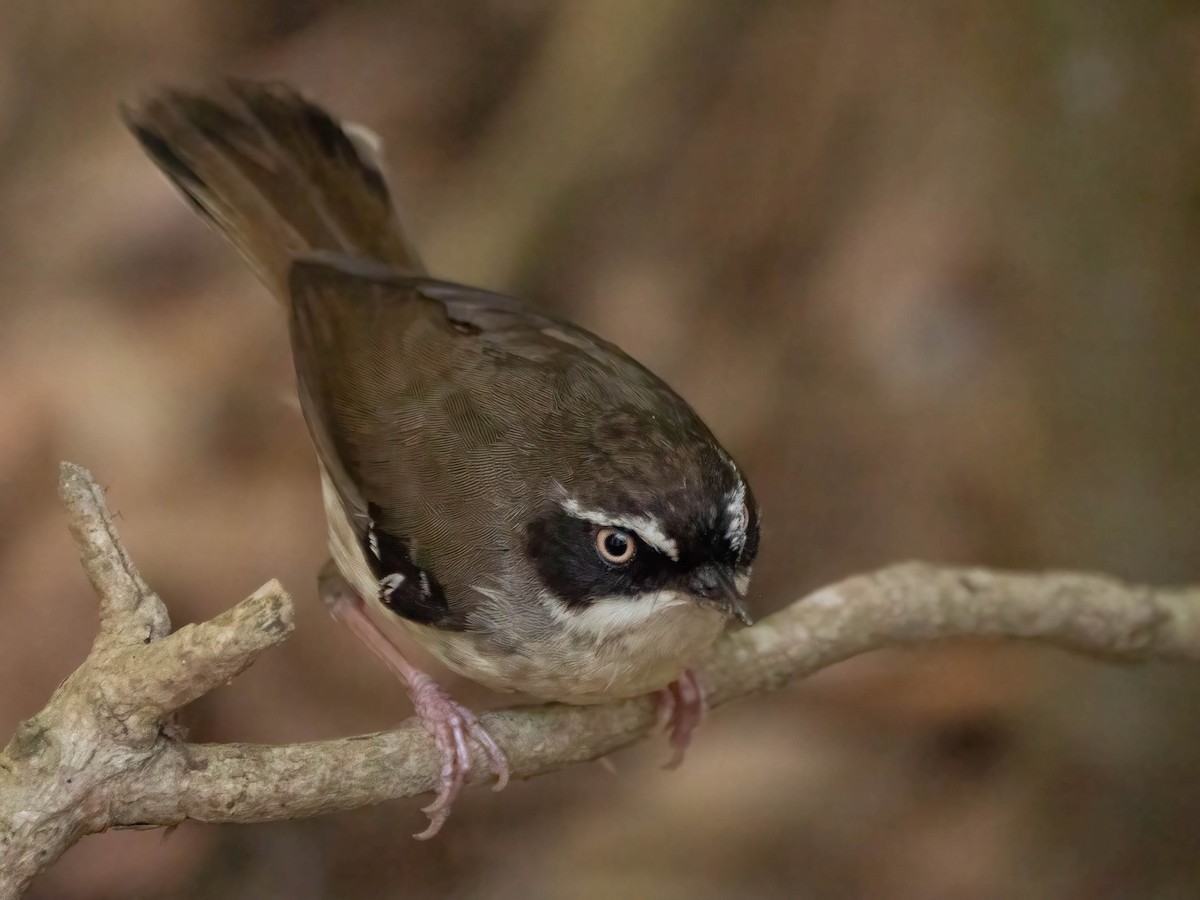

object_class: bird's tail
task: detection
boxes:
[121,79,424,296]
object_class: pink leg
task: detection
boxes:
[656,668,708,769]
[322,575,509,839]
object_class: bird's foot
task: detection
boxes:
[407,672,510,840]
[656,668,708,769]
[319,565,509,839]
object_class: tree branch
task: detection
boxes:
[2,464,1199,897]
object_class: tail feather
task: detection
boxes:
[121,79,424,295]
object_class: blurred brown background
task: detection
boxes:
[2,1,1199,898]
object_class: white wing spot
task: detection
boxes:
[380,573,405,599]
[419,572,431,599]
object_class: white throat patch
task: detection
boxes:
[547,588,692,639]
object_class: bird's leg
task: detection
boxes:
[318,562,510,839]
[656,668,708,769]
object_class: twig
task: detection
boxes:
[1,463,1198,897]
[0,464,292,899]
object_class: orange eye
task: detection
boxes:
[596,527,636,564]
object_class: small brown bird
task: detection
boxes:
[123,80,759,837]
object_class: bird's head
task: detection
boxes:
[524,406,759,629]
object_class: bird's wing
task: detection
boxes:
[287,252,631,627]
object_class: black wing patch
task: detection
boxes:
[362,502,455,627]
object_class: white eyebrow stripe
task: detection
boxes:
[367,518,382,560]
[561,498,680,561]
[725,477,748,552]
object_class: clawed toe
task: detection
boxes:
[408,675,510,839]
[324,587,509,839]
[658,668,708,769]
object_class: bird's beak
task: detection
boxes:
[688,565,753,626]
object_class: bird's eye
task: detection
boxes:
[596,527,636,564]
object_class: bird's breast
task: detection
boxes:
[399,593,728,703]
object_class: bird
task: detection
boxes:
[122,79,760,838]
